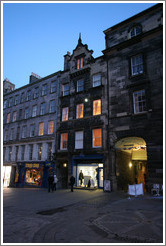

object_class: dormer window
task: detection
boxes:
[77,57,84,69]
[130,25,142,38]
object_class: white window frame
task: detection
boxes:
[62,107,69,121]
[32,105,37,117]
[40,103,46,115]
[22,126,27,138]
[130,26,141,38]
[75,131,83,149]
[93,74,101,87]
[62,84,69,96]
[131,54,143,76]
[77,79,84,92]
[49,100,55,113]
[30,124,35,137]
[41,84,47,96]
[51,81,56,93]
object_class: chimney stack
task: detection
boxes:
[64,51,71,71]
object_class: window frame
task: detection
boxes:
[92,128,102,148]
[77,79,84,92]
[48,121,54,134]
[41,84,47,96]
[93,99,101,116]
[49,100,55,113]
[32,105,37,117]
[62,84,70,96]
[60,133,68,150]
[62,107,69,121]
[93,74,101,87]
[39,122,44,136]
[75,131,84,149]
[76,103,84,119]
[40,102,46,115]
[133,89,146,114]
[131,54,144,76]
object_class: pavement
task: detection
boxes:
[3,187,164,244]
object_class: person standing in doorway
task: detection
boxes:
[79,170,84,186]
[70,175,75,192]
[48,174,54,192]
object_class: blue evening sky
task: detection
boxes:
[3,1,157,89]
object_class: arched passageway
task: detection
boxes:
[115,137,147,191]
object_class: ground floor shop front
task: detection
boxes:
[15,161,55,188]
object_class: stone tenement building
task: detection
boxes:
[3,3,163,191]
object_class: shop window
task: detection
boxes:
[62,84,69,96]
[40,103,46,115]
[25,169,41,186]
[49,100,55,113]
[130,25,142,38]
[131,54,143,76]
[60,133,68,150]
[30,124,35,137]
[93,128,102,148]
[75,131,83,149]
[62,107,69,121]
[42,84,47,96]
[13,111,17,122]
[29,144,33,160]
[7,113,10,123]
[38,144,42,160]
[77,79,84,92]
[39,122,44,136]
[93,74,101,87]
[51,81,56,93]
[48,121,54,134]
[32,105,37,117]
[22,125,27,138]
[21,145,25,160]
[133,90,146,114]
[93,99,101,116]
[34,87,39,99]
[76,104,84,119]
[77,57,84,70]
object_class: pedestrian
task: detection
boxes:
[70,175,75,192]
[48,174,54,192]
[53,174,58,191]
[79,170,84,186]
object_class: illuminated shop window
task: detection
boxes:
[75,131,83,149]
[133,90,146,114]
[93,99,101,115]
[93,128,102,148]
[76,104,84,119]
[77,57,84,70]
[62,107,69,121]
[60,133,68,150]
[39,122,44,136]
[48,121,54,134]
[131,54,143,76]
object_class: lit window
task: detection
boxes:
[93,74,101,87]
[130,26,141,38]
[32,105,37,117]
[93,129,102,148]
[75,131,83,149]
[77,57,84,70]
[7,113,10,123]
[48,121,54,134]
[133,90,146,114]
[93,99,101,115]
[131,54,143,76]
[62,107,69,121]
[76,104,84,119]
[77,79,84,92]
[60,133,68,150]
[63,84,69,96]
[39,122,44,136]
[13,111,17,122]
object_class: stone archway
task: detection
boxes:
[115,137,147,191]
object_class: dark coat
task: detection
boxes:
[70,176,75,185]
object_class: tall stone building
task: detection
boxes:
[3,72,60,187]
[3,4,163,191]
[103,3,163,191]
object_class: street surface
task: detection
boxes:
[3,188,164,244]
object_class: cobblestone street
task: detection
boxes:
[3,188,164,244]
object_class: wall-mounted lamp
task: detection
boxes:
[63,163,67,168]
[84,98,88,102]
[129,162,132,168]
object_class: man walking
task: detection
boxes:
[70,175,75,192]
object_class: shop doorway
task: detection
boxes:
[115,137,148,191]
[73,163,103,189]
[3,166,11,187]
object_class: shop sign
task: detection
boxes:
[25,163,39,168]
[45,163,52,167]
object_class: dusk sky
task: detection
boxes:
[3,1,157,89]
